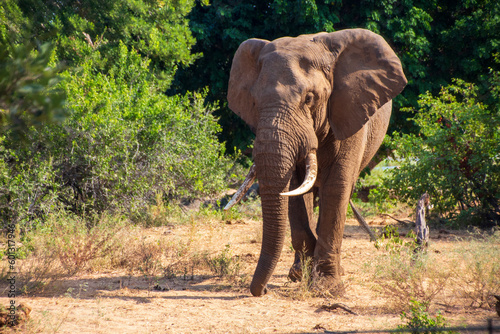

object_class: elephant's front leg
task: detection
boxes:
[288,167,317,282]
[314,159,360,293]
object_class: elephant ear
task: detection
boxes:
[227,38,269,133]
[315,29,407,140]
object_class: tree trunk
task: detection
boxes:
[415,192,430,251]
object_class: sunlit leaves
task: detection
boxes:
[388,77,500,224]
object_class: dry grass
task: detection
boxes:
[1,201,498,332]
[365,225,500,312]
[3,251,65,294]
[368,249,451,311]
[451,229,500,308]
[0,203,257,296]
[277,254,350,301]
[204,244,241,278]
[278,254,315,300]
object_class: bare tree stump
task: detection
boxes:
[415,192,430,250]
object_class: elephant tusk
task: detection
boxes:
[223,164,257,211]
[280,151,317,197]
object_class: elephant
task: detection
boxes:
[225,28,407,297]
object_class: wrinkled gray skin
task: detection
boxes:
[227,29,407,296]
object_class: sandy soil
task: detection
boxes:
[1,216,498,333]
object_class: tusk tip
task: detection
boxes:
[279,191,297,197]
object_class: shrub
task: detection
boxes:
[2,44,232,227]
[1,1,235,228]
[0,10,66,136]
[0,136,62,229]
[204,244,241,279]
[374,225,417,253]
[387,76,500,225]
[398,299,457,334]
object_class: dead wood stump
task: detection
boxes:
[415,192,430,251]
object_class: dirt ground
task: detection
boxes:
[1,215,498,333]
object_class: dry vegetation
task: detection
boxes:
[0,198,499,333]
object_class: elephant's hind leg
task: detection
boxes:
[288,167,317,282]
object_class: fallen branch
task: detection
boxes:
[321,302,358,315]
[381,214,413,225]
[349,200,377,242]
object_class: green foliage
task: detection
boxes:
[0,134,61,227]
[0,1,66,136]
[17,0,199,88]
[387,76,500,224]
[398,299,457,334]
[204,243,241,278]
[2,44,231,226]
[0,1,235,227]
[375,225,417,253]
[0,0,26,44]
[367,186,397,213]
[360,164,399,214]
[352,156,402,216]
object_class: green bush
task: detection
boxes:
[0,18,66,136]
[387,75,500,225]
[398,299,457,334]
[2,44,232,227]
[0,138,60,228]
[204,244,241,279]
[17,0,199,89]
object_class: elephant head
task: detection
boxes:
[227,29,407,296]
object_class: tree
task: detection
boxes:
[175,0,500,152]
[0,1,66,136]
[17,0,199,88]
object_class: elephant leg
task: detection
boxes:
[314,157,361,293]
[288,166,317,282]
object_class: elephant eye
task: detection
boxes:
[304,93,314,105]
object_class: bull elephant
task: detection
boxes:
[225,29,407,296]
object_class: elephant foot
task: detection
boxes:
[288,255,314,282]
[311,272,345,297]
[288,262,302,282]
[313,263,345,297]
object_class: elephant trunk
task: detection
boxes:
[250,154,292,296]
[250,120,297,296]
[250,189,289,296]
